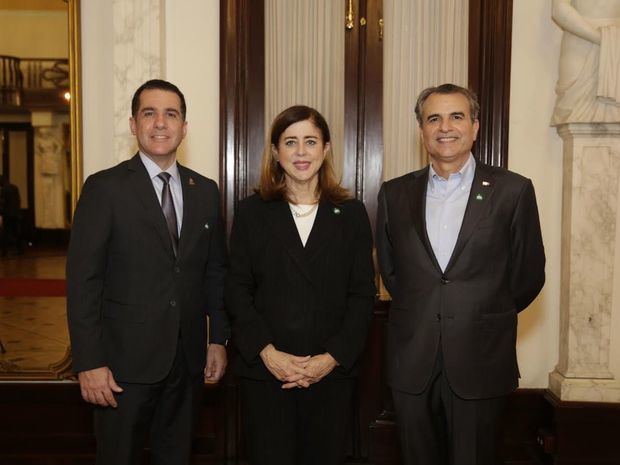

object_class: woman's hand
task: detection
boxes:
[260,343,310,383]
[281,352,339,389]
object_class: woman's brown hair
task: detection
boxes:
[256,105,351,204]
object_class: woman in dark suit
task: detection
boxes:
[225,105,376,465]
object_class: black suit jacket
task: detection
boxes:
[67,154,229,383]
[225,194,376,380]
[376,161,545,399]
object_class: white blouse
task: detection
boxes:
[288,203,318,246]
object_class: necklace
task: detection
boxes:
[289,202,318,218]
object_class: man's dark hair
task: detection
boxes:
[131,79,187,120]
[414,83,480,125]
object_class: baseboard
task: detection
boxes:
[2,383,619,465]
[541,391,620,465]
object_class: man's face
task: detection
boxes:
[419,92,479,168]
[129,88,187,162]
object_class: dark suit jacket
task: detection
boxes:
[376,161,545,399]
[225,194,376,380]
[67,154,229,384]
[0,182,21,219]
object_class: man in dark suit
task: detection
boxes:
[67,79,229,465]
[376,83,545,465]
[0,176,23,256]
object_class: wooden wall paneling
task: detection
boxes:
[343,0,361,196]
[0,383,228,465]
[468,0,513,168]
[343,0,383,231]
[542,392,620,465]
[220,0,265,234]
[364,301,402,465]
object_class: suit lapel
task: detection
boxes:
[304,201,341,265]
[177,165,198,258]
[127,154,174,256]
[266,200,314,284]
[407,167,442,273]
[445,162,495,273]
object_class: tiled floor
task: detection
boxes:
[0,254,69,373]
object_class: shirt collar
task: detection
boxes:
[428,153,475,191]
[139,152,180,183]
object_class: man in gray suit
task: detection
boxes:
[67,79,229,465]
[376,83,545,465]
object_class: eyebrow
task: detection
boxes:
[140,107,180,115]
[283,135,319,140]
[426,111,465,121]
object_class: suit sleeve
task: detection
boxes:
[224,203,274,363]
[323,202,376,371]
[376,183,396,296]
[510,179,546,311]
[204,181,230,344]
[66,175,111,373]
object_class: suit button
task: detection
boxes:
[436,313,442,321]
[170,300,177,307]
[440,277,451,285]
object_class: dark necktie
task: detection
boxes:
[157,172,179,256]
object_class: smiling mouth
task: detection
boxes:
[293,161,311,170]
[437,136,458,143]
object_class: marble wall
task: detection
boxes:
[82,0,220,181]
[112,0,163,162]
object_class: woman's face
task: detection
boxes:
[273,119,330,190]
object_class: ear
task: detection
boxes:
[472,119,480,141]
[182,120,188,139]
[323,141,331,159]
[271,144,279,163]
[129,116,137,135]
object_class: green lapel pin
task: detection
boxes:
[333,207,341,215]
[475,193,484,201]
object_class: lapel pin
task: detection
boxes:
[189,177,196,186]
[482,180,490,186]
[333,207,341,215]
[204,223,210,229]
[475,193,484,201]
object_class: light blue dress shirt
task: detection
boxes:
[425,154,475,272]
[139,152,184,236]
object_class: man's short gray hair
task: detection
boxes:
[414,83,480,125]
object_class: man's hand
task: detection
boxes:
[77,366,123,407]
[259,343,310,384]
[281,352,339,389]
[205,343,227,382]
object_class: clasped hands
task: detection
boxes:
[259,343,338,389]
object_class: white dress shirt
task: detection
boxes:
[425,154,475,272]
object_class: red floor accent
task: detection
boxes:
[0,278,66,297]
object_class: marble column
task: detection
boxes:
[113,0,164,161]
[549,123,620,402]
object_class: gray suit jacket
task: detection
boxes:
[376,160,545,399]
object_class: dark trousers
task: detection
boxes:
[0,216,22,256]
[392,350,506,465]
[94,343,203,465]
[241,377,355,465]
